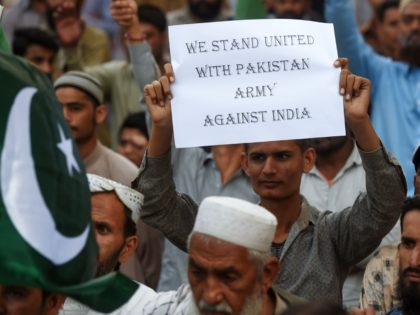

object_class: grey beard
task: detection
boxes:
[193,285,263,315]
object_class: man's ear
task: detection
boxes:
[241,152,250,177]
[45,293,66,315]
[302,147,316,173]
[118,235,138,264]
[261,257,280,293]
[95,104,107,125]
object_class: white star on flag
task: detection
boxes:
[56,124,80,176]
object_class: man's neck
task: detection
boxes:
[261,193,301,244]
[212,144,244,185]
[315,139,354,182]
[77,135,98,159]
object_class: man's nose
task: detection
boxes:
[409,246,420,268]
[39,61,52,76]
[203,277,224,305]
[262,156,277,175]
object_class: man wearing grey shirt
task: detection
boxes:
[136,60,406,303]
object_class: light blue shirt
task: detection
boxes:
[325,0,420,195]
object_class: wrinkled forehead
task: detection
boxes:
[189,232,250,260]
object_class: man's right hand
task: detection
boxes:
[144,64,175,157]
[144,64,175,128]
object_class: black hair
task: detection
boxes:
[123,207,137,238]
[137,4,167,32]
[119,112,149,140]
[12,28,59,56]
[400,196,420,232]
[244,139,312,153]
[377,0,399,22]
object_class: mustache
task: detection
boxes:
[403,267,420,276]
[198,299,232,314]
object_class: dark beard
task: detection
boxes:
[398,268,420,315]
[399,45,420,67]
[189,1,222,21]
[95,245,124,277]
[399,30,420,67]
[276,12,304,19]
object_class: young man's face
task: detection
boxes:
[188,234,265,315]
[0,286,62,315]
[138,22,165,61]
[399,209,420,310]
[241,140,314,202]
[117,128,148,166]
[379,7,400,49]
[91,192,127,277]
[56,87,98,144]
[23,44,56,79]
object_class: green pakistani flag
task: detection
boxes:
[235,0,266,20]
[0,5,10,52]
[0,50,137,312]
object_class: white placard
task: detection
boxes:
[169,19,345,148]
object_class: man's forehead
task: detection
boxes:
[247,140,301,152]
[189,233,249,258]
[402,209,420,236]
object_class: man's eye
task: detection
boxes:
[250,154,265,161]
[401,239,415,249]
[95,224,110,234]
[5,288,28,300]
[275,153,290,160]
[68,104,83,111]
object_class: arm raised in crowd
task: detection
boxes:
[324,59,406,266]
[325,0,390,80]
[135,65,197,251]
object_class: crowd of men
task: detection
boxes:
[0,0,419,314]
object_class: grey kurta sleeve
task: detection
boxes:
[326,146,406,266]
[135,150,198,252]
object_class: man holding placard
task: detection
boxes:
[136,57,406,303]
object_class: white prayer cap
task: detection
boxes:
[192,196,277,252]
[400,0,420,13]
[87,174,143,223]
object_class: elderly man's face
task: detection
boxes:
[398,209,420,310]
[91,192,128,277]
[272,0,310,19]
[188,234,268,315]
[0,286,63,315]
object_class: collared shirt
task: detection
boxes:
[301,143,365,211]
[137,145,406,303]
[2,0,50,43]
[360,245,401,314]
[157,147,258,291]
[325,0,420,195]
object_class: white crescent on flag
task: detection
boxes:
[0,87,89,265]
